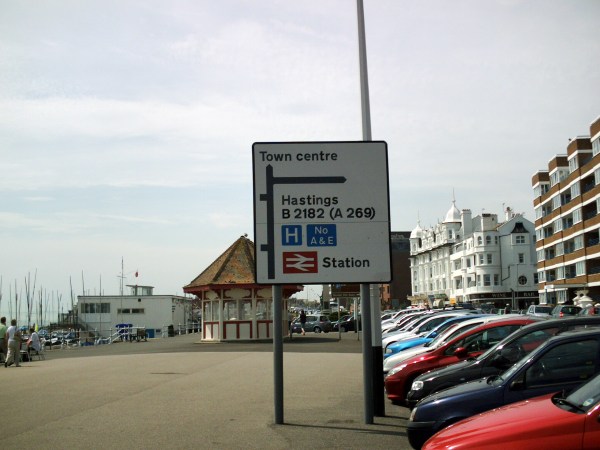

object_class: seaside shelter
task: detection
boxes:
[183,235,302,341]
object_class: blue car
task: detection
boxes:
[384,315,484,359]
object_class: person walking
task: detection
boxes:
[300,310,307,336]
[0,317,7,363]
[4,319,22,367]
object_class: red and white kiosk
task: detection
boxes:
[183,235,302,341]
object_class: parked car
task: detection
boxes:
[422,371,600,450]
[526,304,553,317]
[382,310,429,335]
[580,304,600,316]
[407,328,600,449]
[407,316,600,407]
[385,315,484,359]
[551,304,582,318]
[333,315,360,332]
[383,316,539,404]
[383,314,508,375]
[382,312,469,351]
[291,314,332,333]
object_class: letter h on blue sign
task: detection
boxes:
[281,225,302,246]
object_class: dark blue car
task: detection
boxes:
[407,329,600,449]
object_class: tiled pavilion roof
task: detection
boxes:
[184,235,255,291]
[183,234,303,296]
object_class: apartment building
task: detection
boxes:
[532,116,600,305]
[409,202,538,310]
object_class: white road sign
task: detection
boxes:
[252,141,391,284]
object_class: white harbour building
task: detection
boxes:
[409,202,538,310]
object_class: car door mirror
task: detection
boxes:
[510,377,525,391]
[454,347,468,358]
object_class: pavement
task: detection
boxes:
[1,331,414,449]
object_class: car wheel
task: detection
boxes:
[314,326,322,333]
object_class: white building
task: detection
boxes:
[409,202,538,310]
[77,285,193,339]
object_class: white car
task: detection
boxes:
[381,312,468,350]
[382,311,429,334]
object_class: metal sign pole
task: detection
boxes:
[357,0,385,419]
[273,285,284,424]
[360,284,373,424]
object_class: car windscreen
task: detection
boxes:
[563,372,600,413]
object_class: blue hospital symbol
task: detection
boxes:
[281,225,302,246]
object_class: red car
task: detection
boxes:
[384,316,538,405]
[423,371,600,450]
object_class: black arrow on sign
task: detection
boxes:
[259,164,346,280]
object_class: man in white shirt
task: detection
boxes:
[4,319,22,368]
[27,327,41,359]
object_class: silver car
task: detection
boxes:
[292,314,332,333]
[526,304,553,317]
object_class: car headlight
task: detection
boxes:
[409,406,418,422]
[411,380,424,391]
[387,364,407,377]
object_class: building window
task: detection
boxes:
[478,254,484,265]
[537,249,545,261]
[494,274,500,285]
[477,275,482,286]
[593,137,600,157]
[485,235,492,245]
[82,303,111,314]
[477,236,483,246]
[568,156,578,173]
[576,261,586,276]
[487,254,493,264]
[515,235,525,244]
[571,182,580,198]
[518,253,525,263]
[554,218,563,232]
[552,195,561,210]
[116,308,145,314]
[483,274,491,286]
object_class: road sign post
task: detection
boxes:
[253,140,391,426]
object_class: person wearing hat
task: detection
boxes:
[504,304,511,315]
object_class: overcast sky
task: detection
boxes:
[1,0,599,321]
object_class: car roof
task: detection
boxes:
[440,316,539,347]
[548,327,600,339]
